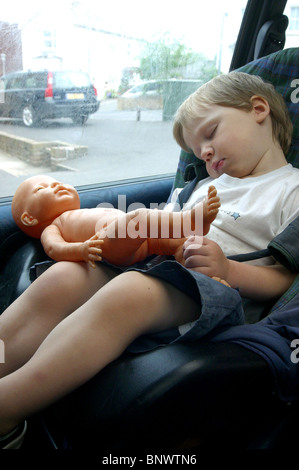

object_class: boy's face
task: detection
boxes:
[182,102,271,179]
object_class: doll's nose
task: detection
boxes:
[51,181,65,192]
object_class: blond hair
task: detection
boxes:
[173,72,293,155]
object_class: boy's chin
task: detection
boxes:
[207,168,222,178]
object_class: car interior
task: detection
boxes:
[0,0,298,454]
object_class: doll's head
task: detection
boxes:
[12,175,80,238]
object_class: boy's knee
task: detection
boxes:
[102,271,160,312]
[95,271,159,339]
[37,261,88,293]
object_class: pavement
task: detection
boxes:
[0,148,53,199]
[0,100,179,199]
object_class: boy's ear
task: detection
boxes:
[21,211,39,227]
[250,95,270,123]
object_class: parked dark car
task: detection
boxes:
[0,70,100,127]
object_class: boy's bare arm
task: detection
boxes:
[41,224,103,267]
[183,236,296,301]
[225,260,296,301]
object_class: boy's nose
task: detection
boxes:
[201,145,214,162]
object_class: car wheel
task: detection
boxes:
[72,114,89,125]
[22,105,39,127]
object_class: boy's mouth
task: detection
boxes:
[212,159,225,172]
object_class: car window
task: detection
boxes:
[285,2,299,49]
[128,85,143,94]
[6,75,24,89]
[24,73,47,88]
[53,71,92,88]
[144,82,162,93]
[0,0,248,199]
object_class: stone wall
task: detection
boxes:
[0,131,87,166]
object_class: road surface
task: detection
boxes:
[0,99,180,197]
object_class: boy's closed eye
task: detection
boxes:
[206,124,218,139]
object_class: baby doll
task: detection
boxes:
[11,175,220,267]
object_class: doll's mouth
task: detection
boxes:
[54,185,70,195]
[55,188,71,196]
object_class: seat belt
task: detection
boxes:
[230,216,299,272]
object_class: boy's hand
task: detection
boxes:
[80,234,104,268]
[183,236,230,280]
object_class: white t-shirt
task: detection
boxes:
[167,164,299,263]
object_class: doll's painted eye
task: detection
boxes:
[34,186,45,193]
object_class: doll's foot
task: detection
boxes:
[211,276,231,287]
[202,186,220,235]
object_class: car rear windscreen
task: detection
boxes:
[53,71,92,88]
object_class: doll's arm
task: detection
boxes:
[41,224,103,267]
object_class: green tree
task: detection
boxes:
[139,35,217,81]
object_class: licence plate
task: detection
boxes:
[66,93,84,100]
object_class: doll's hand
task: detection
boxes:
[80,234,104,268]
[183,236,230,281]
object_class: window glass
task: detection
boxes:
[289,6,299,31]
[6,75,24,89]
[0,0,247,198]
[285,1,299,47]
[53,71,92,88]
[24,73,47,88]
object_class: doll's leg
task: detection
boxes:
[98,186,220,265]
[201,185,220,234]
[130,184,220,240]
[0,271,199,436]
[96,210,150,265]
[0,261,118,378]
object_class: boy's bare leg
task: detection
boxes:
[0,271,200,436]
[0,261,118,378]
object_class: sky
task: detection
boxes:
[2,0,247,60]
